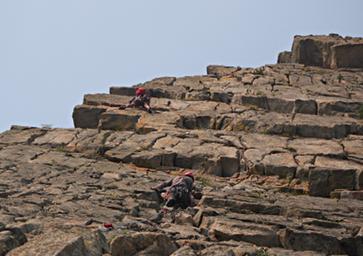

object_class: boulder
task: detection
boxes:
[83,93,129,107]
[98,110,141,131]
[7,229,108,256]
[287,138,343,156]
[110,232,177,256]
[130,150,176,168]
[308,168,356,197]
[206,65,239,77]
[278,228,345,255]
[262,153,297,178]
[73,105,107,129]
[32,129,77,146]
[277,51,292,63]
[0,228,27,256]
[208,219,281,247]
[287,34,363,68]
[331,43,363,68]
[0,127,46,145]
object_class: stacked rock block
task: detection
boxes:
[278,34,363,69]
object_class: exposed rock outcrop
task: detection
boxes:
[1,34,363,255]
[278,34,363,68]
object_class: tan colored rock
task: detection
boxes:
[262,153,297,178]
[331,43,363,68]
[288,34,363,69]
[174,212,195,226]
[315,156,363,170]
[279,228,345,255]
[73,105,108,129]
[0,228,27,256]
[110,232,177,256]
[277,51,292,63]
[33,129,77,146]
[99,110,141,131]
[8,228,107,256]
[101,172,122,180]
[342,135,363,162]
[170,246,197,256]
[241,133,287,149]
[5,38,363,256]
[208,218,281,247]
[130,149,176,168]
[287,138,343,156]
[206,65,239,77]
[308,167,356,197]
[0,127,46,145]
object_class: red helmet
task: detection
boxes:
[183,171,194,180]
[136,87,146,96]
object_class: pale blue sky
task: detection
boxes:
[1,0,362,131]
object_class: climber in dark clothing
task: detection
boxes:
[152,171,195,209]
[122,87,152,113]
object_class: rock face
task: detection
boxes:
[71,60,363,195]
[278,34,363,68]
[1,34,363,255]
[1,127,363,256]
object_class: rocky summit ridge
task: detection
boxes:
[1,34,363,256]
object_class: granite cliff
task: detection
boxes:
[1,35,363,255]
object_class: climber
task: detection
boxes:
[152,171,195,209]
[121,87,152,113]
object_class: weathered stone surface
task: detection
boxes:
[0,127,46,145]
[208,218,281,247]
[110,232,177,256]
[32,129,77,146]
[207,65,240,77]
[84,93,130,107]
[1,126,363,255]
[332,43,363,68]
[170,246,197,256]
[3,35,363,255]
[262,153,297,178]
[8,228,108,256]
[315,156,363,170]
[317,98,363,116]
[279,228,345,255]
[108,64,363,120]
[0,228,27,256]
[287,34,363,68]
[309,168,356,197]
[76,91,363,139]
[73,105,108,129]
[292,114,363,139]
[278,51,292,63]
[130,149,176,168]
[287,138,343,156]
[343,135,363,163]
[99,110,141,131]
[0,144,47,162]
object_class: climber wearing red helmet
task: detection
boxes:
[183,171,194,180]
[135,87,145,96]
[123,87,152,113]
[152,171,195,209]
